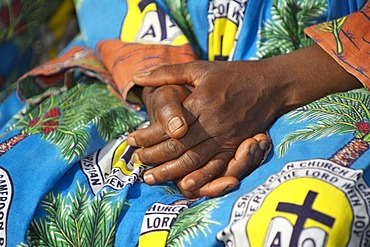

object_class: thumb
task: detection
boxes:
[131,62,204,87]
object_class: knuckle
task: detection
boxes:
[186,91,213,111]
[164,139,183,157]
[199,92,213,105]
[158,63,168,72]
[210,161,226,176]
[161,64,170,80]
[192,60,207,70]
[151,88,167,106]
[156,166,172,180]
[159,103,180,117]
[197,169,214,182]
[142,138,154,148]
[181,151,203,170]
[136,149,149,163]
[202,157,228,179]
[150,87,161,100]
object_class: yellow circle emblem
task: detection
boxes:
[247,177,352,246]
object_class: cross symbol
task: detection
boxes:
[276,190,335,247]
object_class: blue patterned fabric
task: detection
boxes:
[0,0,369,246]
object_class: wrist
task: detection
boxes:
[256,58,293,120]
[260,44,363,117]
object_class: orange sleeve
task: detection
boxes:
[304,1,370,89]
[96,39,197,109]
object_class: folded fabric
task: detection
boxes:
[17,46,114,104]
[305,2,370,88]
[97,39,197,107]
[4,1,370,246]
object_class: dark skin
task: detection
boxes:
[128,44,362,198]
[136,84,270,197]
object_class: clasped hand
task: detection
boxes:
[128,60,278,198]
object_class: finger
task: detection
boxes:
[177,176,239,199]
[223,138,259,179]
[246,143,265,177]
[253,133,271,152]
[178,152,234,191]
[133,117,208,165]
[224,133,271,179]
[151,85,189,139]
[127,123,168,147]
[128,85,190,147]
[141,86,156,120]
[143,138,221,184]
[131,61,207,88]
[251,132,271,170]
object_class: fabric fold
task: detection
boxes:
[304,1,370,88]
[96,39,197,106]
[17,46,114,104]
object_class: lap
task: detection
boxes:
[2,84,368,246]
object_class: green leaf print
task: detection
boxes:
[316,17,347,54]
[167,199,220,247]
[0,0,62,50]
[20,184,123,247]
[0,78,144,162]
[164,0,200,56]
[0,81,17,103]
[162,184,182,195]
[277,88,370,167]
[73,0,84,12]
[258,0,327,58]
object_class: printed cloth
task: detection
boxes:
[0,1,369,247]
[305,1,370,88]
[0,0,77,87]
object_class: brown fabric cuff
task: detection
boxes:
[17,46,114,104]
[304,2,370,89]
[96,39,198,106]
[17,40,197,108]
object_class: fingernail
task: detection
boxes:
[127,136,138,146]
[168,117,184,134]
[144,173,156,184]
[249,143,258,155]
[184,179,196,191]
[132,153,141,163]
[224,184,237,194]
[259,141,269,151]
[133,71,151,78]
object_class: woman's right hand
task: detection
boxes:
[133,84,271,198]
